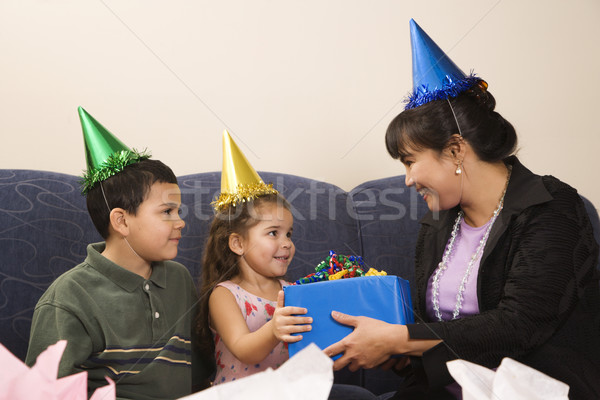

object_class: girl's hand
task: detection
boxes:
[272,290,312,343]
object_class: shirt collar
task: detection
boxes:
[500,156,553,216]
[87,242,168,292]
[149,262,167,288]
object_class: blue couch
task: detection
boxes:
[1,169,598,395]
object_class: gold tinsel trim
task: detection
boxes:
[212,181,279,212]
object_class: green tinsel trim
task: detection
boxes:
[80,149,151,194]
[212,182,279,212]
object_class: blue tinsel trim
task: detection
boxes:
[404,74,481,110]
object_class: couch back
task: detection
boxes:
[1,169,598,394]
[0,170,428,354]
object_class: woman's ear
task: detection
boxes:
[446,134,466,163]
[228,233,245,256]
[109,208,129,237]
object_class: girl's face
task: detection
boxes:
[401,147,461,212]
[235,202,295,280]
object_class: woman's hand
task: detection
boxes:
[323,311,409,371]
[324,311,441,372]
[272,290,312,343]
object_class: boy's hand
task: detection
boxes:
[272,290,312,343]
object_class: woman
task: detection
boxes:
[325,20,600,399]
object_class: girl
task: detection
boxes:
[197,192,313,385]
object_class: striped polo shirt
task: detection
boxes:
[26,242,199,400]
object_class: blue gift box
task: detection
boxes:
[283,275,413,359]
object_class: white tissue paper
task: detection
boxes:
[179,343,333,400]
[447,357,569,400]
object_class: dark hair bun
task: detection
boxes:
[466,80,495,111]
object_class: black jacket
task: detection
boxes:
[400,157,600,399]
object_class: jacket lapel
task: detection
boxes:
[479,157,553,265]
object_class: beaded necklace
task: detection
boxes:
[431,165,512,321]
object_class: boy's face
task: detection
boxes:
[125,182,185,262]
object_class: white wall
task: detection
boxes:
[1,0,599,209]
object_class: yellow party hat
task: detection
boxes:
[212,130,278,211]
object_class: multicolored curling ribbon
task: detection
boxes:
[293,250,387,285]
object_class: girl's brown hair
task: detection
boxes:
[195,193,291,365]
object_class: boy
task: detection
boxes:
[25,107,204,399]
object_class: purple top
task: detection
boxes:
[426,218,492,321]
[426,218,492,399]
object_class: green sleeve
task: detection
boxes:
[25,302,93,378]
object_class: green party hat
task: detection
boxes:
[78,106,150,194]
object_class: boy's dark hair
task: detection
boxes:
[386,83,518,162]
[86,159,178,239]
[195,193,291,364]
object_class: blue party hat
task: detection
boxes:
[405,19,480,110]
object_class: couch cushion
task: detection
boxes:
[0,170,102,360]
[350,176,429,286]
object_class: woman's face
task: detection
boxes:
[400,147,461,212]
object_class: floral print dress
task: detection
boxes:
[211,280,290,385]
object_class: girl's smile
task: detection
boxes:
[234,202,295,281]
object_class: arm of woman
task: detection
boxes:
[327,184,598,386]
[209,287,311,365]
[407,184,599,387]
[323,312,440,371]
